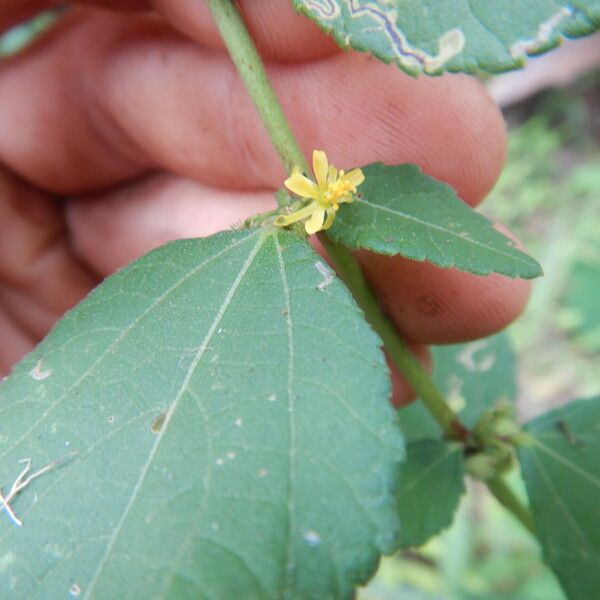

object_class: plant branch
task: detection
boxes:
[208,0,466,440]
[206,0,535,535]
[205,0,309,176]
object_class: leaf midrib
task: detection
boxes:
[531,438,600,488]
[526,448,596,552]
[354,194,536,268]
[275,235,299,600]
[397,443,461,497]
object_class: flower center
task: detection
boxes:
[321,173,356,207]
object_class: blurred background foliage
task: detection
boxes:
[488,72,600,421]
[1,12,598,600]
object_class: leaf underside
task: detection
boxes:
[0,229,403,600]
[518,397,600,600]
[291,1,600,75]
[329,163,542,279]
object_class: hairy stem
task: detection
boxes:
[205,0,309,176]
[320,236,470,441]
[206,0,535,536]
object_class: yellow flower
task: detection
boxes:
[275,150,364,235]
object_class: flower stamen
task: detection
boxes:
[275,150,364,235]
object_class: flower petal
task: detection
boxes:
[327,165,338,184]
[274,202,318,227]
[284,170,319,199]
[322,208,336,230]
[305,207,326,235]
[344,168,365,188]
[312,150,329,188]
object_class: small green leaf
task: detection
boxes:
[394,334,515,547]
[329,164,542,279]
[290,1,600,75]
[398,333,518,443]
[396,441,465,548]
[518,397,600,600]
[0,229,403,599]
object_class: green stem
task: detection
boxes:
[206,0,535,535]
[320,235,470,441]
[242,207,280,228]
[205,0,309,175]
[487,476,536,534]
[205,0,465,438]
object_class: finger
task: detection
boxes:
[0,168,99,340]
[0,1,335,60]
[355,236,532,345]
[153,0,339,61]
[0,12,155,193]
[0,303,34,377]
[0,284,59,340]
[66,172,276,274]
[99,27,506,204]
[0,10,505,206]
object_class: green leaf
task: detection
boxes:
[518,397,600,600]
[398,333,518,443]
[396,440,465,548]
[329,164,542,279]
[0,229,404,599]
[290,1,600,75]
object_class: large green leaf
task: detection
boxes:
[0,228,404,599]
[329,164,542,279]
[518,397,600,600]
[398,333,518,443]
[396,440,465,548]
[290,1,600,75]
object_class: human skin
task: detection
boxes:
[0,0,531,404]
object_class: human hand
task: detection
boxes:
[0,0,530,404]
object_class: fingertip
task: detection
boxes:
[282,55,507,207]
[356,250,532,345]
